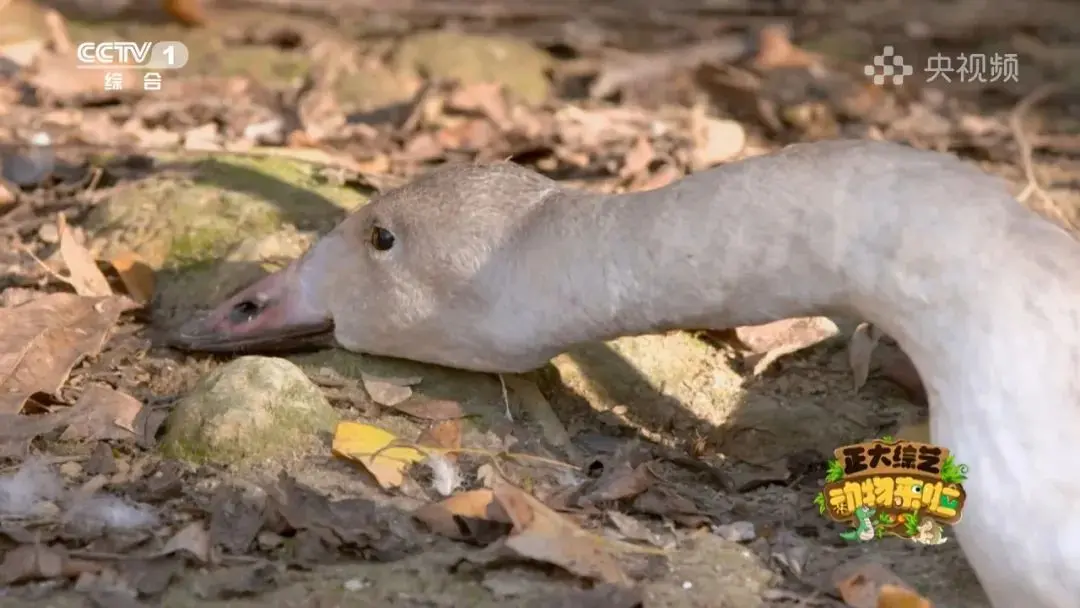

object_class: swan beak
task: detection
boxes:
[164,264,335,354]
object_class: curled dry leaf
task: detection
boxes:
[0,412,71,459]
[0,293,135,414]
[360,372,421,407]
[693,117,746,168]
[0,543,102,585]
[412,489,512,541]
[834,560,928,608]
[751,24,823,70]
[58,215,112,298]
[417,419,462,452]
[158,521,212,564]
[390,397,465,421]
[331,421,427,489]
[849,322,884,391]
[106,251,156,304]
[503,375,578,459]
[605,511,662,546]
[577,461,657,506]
[493,478,632,586]
[715,317,839,376]
[59,385,143,442]
[877,584,932,608]
[446,82,511,128]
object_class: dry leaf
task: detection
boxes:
[390,397,465,421]
[718,317,839,376]
[693,117,746,168]
[849,322,884,391]
[503,376,577,458]
[619,136,654,179]
[877,584,932,608]
[332,421,427,489]
[417,419,462,451]
[606,511,662,546]
[578,461,656,506]
[446,82,511,128]
[0,412,71,459]
[158,521,212,564]
[57,215,112,298]
[412,489,511,540]
[493,478,632,586]
[0,293,134,414]
[59,385,143,441]
[834,560,925,608]
[358,373,416,406]
[0,543,101,585]
[751,25,823,70]
[107,251,155,304]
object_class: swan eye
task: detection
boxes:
[229,299,263,324]
[370,226,395,251]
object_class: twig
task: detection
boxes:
[1010,83,1063,207]
[498,373,513,422]
[17,244,76,288]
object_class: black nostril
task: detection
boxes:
[229,300,262,324]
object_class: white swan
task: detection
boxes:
[170,139,1080,607]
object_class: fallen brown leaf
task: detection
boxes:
[751,25,823,70]
[834,560,927,608]
[493,478,632,586]
[209,484,266,555]
[417,419,462,452]
[360,373,421,407]
[877,584,932,608]
[503,376,579,460]
[849,322,883,391]
[158,521,212,564]
[390,397,465,421]
[59,385,142,442]
[711,317,839,376]
[57,215,112,298]
[0,543,102,585]
[619,136,654,180]
[605,511,662,546]
[0,412,71,458]
[412,489,511,541]
[446,82,511,128]
[0,293,135,414]
[106,251,155,304]
[577,460,656,506]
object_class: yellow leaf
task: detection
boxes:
[57,215,112,297]
[107,250,156,304]
[331,421,427,489]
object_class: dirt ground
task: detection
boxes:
[1,0,1078,606]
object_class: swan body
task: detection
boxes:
[170,140,1080,607]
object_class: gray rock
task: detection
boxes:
[160,356,338,467]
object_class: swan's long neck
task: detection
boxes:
[512,141,1080,606]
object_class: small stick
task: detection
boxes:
[1010,83,1062,207]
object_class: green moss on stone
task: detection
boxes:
[160,356,339,467]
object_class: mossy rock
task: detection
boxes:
[85,154,368,322]
[160,356,339,467]
[392,31,552,104]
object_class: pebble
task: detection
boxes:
[713,521,757,543]
[59,461,83,479]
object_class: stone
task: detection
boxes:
[392,31,552,104]
[160,356,338,467]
